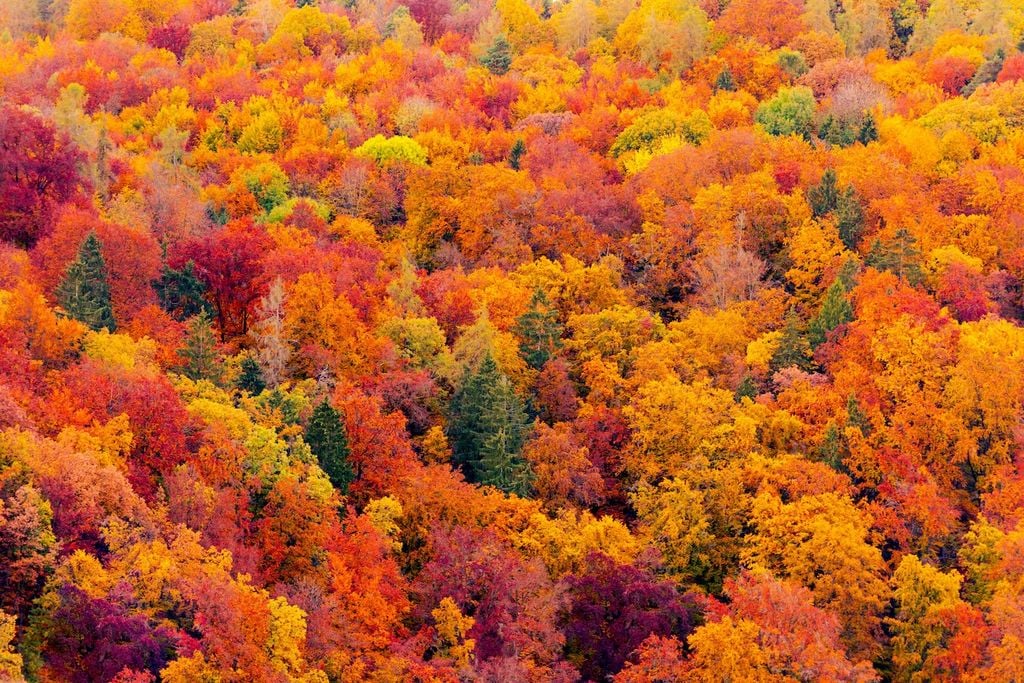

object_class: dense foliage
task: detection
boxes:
[2,0,1024,681]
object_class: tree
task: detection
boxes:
[179,311,222,383]
[770,309,812,372]
[508,138,526,170]
[808,279,854,347]
[836,188,865,250]
[306,399,354,494]
[237,354,266,395]
[481,34,513,75]
[153,260,212,322]
[808,169,840,218]
[0,106,85,248]
[755,86,816,138]
[866,228,924,286]
[514,288,563,369]
[858,113,879,144]
[56,232,116,332]
[253,277,290,389]
[447,354,532,495]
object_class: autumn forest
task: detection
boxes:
[1,0,1024,680]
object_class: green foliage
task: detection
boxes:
[180,311,222,383]
[610,108,712,156]
[962,48,1005,97]
[865,228,924,285]
[770,308,812,372]
[755,86,816,138]
[509,138,526,170]
[154,260,212,321]
[514,289,563,370]
[808,279,854,348]
[858,113,879,144]
[808,169,840,218]
[56,232,116,332]
[354,134,429,166]
[809,170,864,249]
[481,34,512,75]
[714,68,736,91]
[238,354,266,394]
[448,354,532,496]
[241,162,291,214]
[305,399,354,494]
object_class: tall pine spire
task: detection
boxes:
[56,232,116,331]
[306,399,354,494]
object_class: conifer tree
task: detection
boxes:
[714,68,736,91]
[153,259,211,321]
[509,138,526,170]
[857,113,879,144]
[180,310,222,383]
[237,354,266,395]
[56,232,116,331]
[306,399,354,494]
[770,309,812,372]
[808,279,854,348]
[448,354,532,494]
[481,35,512,75]
[808,169,839,218]
[865,228,923,285]
[836,187,865,250]
[514,289,563,369]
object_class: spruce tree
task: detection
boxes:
[514,289,563,369]
[714,68,736,92]
[808,279,854,348]
[448,354,532,494]
[865,228,923,285]
[770,309,812,373]
[180,311,222,383]
[237,354,266,395]
[835,187,864,250]
[857,113,878,144]
[57,232,116,331]
[962,48,1004,97]
[154,259,211,321]
[807,169,839,218]
[509,138,526,170]
[481,35,512,75]
[306,399,354,494]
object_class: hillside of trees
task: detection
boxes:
[2,0,1024,680]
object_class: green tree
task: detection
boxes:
[858,113,879,144]
[153,259,212,321]
[808,169,839,218]
[509,138,526,170]
[770,308,812,372]
[481,34,512,75]
[237,354,266,394]
[56,232,116,331]
[836,187,865,250]
[448,354,532,494]
[179,311,222,383]
[714,67,736,92]
[305,399,354,494]
[865,228,923,285]
[514,289,563,369]
[807,279,854,348]
[755,86,815,138]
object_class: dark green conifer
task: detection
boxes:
[154,259,211,321]
[481,35,512,75]
[57,232,116,331]
[770,309,812,373]
[808,279,854,348]
[306,399,354,494]
[237,354,266,395]
[514,289,563,369]
[180,311,222,383]
[509,138,526,170]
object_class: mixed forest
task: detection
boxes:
[3,0,1024,680]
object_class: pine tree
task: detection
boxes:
[714,68,736,92]
[846,395,872,436]
[865,228,923,285]
[514,289,563,369]
[509,138,526,170]
[448,354,532,494]
[836,187,865,250]
[154,259,211,321]
[807,169,839,218]
[57,232,116,331]
[770,309,812,372]
[481,34,512,75]
[808,279,854,348]
[857,113,879,144]
[180,311,222,383]
[306,399,354,494]
[237,354,266,395]
[734,375,758,402]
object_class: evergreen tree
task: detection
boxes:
[770,309,812,372]
[514,289,563,369]
[481,35,512,75]
[962,48,1004,97]
[836,187,865,250]
[714,68,736,92]
[865,228,923,285]
[819,115,855,148]
[306,399,354,494]
[56,232,116,331]
[180,311,222,383]
[509,138,526,170]
[734,375,758,402]
[846,395,872,436]
[153,259,211,321]
[817,421,845,471]
[237,354,266,395]
[808,279,854,348]
[857,113,879,144]
[448,354,532,494]
[807,169,839,218]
